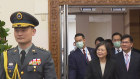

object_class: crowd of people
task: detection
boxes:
[1,11,140,79]
[68,32,140,79]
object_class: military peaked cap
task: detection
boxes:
[10,11,39,28]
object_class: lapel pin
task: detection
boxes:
[32,50,36,52]
[14,50,17,52]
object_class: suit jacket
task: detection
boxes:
[0,44,57,79]
[111,47,116,58]
[115,51,140,79]
[68,47,96,79]
[111,47,122,59]
[132,48,140,53]
[85,58,116,79]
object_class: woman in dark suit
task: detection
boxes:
[85,41,116,79]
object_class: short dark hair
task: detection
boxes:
[121,34,133,43]
[95,41,111,60]
[75,33,85,39]
[112,32,122,40]
[95,37,104,44]
[105,39,114,48]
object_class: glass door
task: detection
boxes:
[60,5,68,79]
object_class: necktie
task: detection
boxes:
[125,53,129,71]
[21,50,26,65]
[83,49,89,62]
[117,49,120,53]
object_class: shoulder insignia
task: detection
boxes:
[36,46,47,51]
[7,47,15,51]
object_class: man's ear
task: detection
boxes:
[83,39,86,42]
[131,43,133,48]
[32,28,36,36]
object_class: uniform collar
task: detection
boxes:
[18,43,33,54]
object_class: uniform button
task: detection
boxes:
[9,70,11,73]
[34,66,36,68]
[21,71,24,75]
[34,69,36,72]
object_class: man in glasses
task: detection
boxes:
[115,34,140,79]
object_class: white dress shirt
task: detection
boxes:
[80,47,92,61]
[123,50,131,66]
[115,47,122,54]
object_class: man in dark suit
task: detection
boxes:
[68,33,96,79]
[0,11,57,79]
[111,32,122,58]
[132,47,140,53]
[115,34,140,79]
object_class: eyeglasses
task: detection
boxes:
[113,39,121,42]
[121,41,130,44]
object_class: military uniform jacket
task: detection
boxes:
[0,44,57,79]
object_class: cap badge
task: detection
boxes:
[16,12,23,20]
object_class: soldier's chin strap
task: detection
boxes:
[3,50,21,79]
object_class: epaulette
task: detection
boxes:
[36,46,47,51]
[7,47,16,51]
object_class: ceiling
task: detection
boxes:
[68,5,140,14]
[66,6,140,23]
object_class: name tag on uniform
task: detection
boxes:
[29,58,41,66]
[8,63,14,69]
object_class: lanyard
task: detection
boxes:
[3,50,21,79]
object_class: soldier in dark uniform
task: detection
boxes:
[0,11,57,79]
